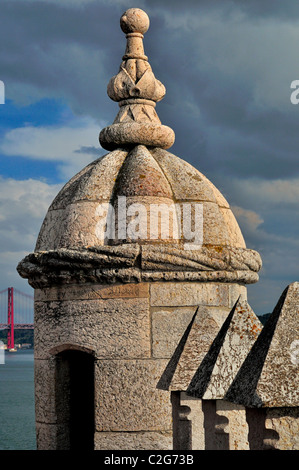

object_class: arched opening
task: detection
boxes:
[55,349,95,450]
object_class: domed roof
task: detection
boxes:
[18,8,261,287]
[35,145,246,252]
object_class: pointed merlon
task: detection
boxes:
[225,282,299,407]
[157,297,263,398]
[201,300,262,399]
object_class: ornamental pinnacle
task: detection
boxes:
[99,8,175,150]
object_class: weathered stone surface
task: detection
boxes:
[36,420,173,451]
[152,305,232,360]
[215,400,249,450]
[265,407,299,450]
[114,145,173,198]
[142,270,259,284]
[109,10,160,102]
[94,359,172,432]
[48,150,127,211]
[35,422,60,450]
[35,149,128,251]
[40,201,102,250]
[115,103,162,126]
[100,122,175,150]
[201,202,232,246]
[35,282,149,301]
[120,8,150,36]
[220,207,246,248]
[202,300,262,399]
[35,358,56,424]
[225,282,299,407]
[18,244,261,288]
[177,393,206,450]
[34,209,64,252]
[142,245,261,275]
[158,298,262,396]
[94,431,172,450]
[256,282,299,407]
[151,293,251,361]
[172,394,250,450]
[150,148,219,203]
[150,148,231,209]
[100,9,175,151]
[18,245,140,288]
[111,195,181,246]
[152,307,200,359]
[32,142,257,255]
[150,282,230,307]
[229,284,247,307]
[158,308,220,391]
[34,297,151,360]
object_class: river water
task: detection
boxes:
[0,350,36,450]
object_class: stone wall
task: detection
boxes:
[34,280,246,450]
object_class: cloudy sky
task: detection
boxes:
[0,0,298,315]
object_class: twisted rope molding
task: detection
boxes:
[17,243,262,288]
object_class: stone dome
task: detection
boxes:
[35,145,246,252]
[18,8,261,287]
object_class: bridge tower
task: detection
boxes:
[7,287,14,351]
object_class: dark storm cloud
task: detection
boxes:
[230,0,299,21]
[2,0,298,183]
[1,1,126,122]
[144,0,299,21]
[1,0,298,189]
[128,1,299,181]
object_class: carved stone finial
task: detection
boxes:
[99,8,175,151]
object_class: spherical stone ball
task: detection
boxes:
[120,8,150,35]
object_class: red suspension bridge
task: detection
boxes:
[0,287,34,350]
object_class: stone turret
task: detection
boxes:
[17,8,264,450]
